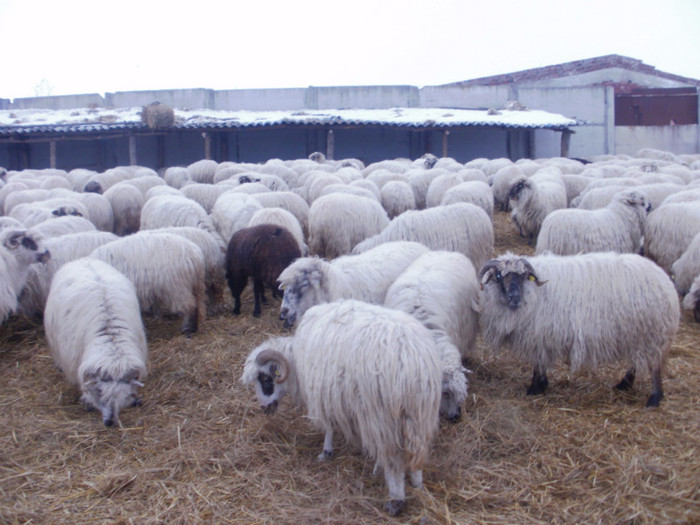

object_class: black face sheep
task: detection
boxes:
[44,257,147,427]
[478,252,680,407]
[225,223,301,318]
[240,300,441,516]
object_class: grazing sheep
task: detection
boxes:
[380,180,416,219]
[439,180,494,218]
[478,252,680,407]
[278,241,429,327]
[187,159,218,184]
[45,257,147,427]
[681,274,700,322]
[508,170,567,243]
[0,229,50,323]
[489,164,524,211]
[163,166,192,189]
[250,191,310,235]
[308,193,389,258]
[226,224,301,318]
[73,191,115,232]
[180,183,231,214]
[535,189,651,256]
[425,172,463,208]
[240,300,441,515]
[211,192,263,245]
[352,203,494,271]
[19,230,118,319]
[103,182,145,236]
[644,202,700,272]
[670,232,700,296]
[90,231,206,335]
[385,251,480,420]
[83,168,130,194]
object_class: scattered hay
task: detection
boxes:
[1,210,699,523]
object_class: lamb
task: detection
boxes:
[277,241,429,327]
[19,230,118,319]
[90,231,206,335]
[44,257,147,427]
[670,232,700,296]
[508,169,567,243]
[535,189,651,256]
[643,202,700,272]
[681,274,700,322]
[384,251,480,420]
[226,224,301,318]
[240,300,441,515]
[439,180,494,218]
[0,228,51,323]
[478,252,680,407]
[351,203,494,271]
[103,182,145,236]
[307,193,389,258]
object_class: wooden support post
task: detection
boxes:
[49,141,57,169]
[442,130,450,158]
[326,129,335,160]
[157,135,165,169]
[129,135,138,165]
[560,129,573,158]
[203,132,212,160]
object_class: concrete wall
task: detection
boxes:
[214,88,308,111]
[9,93,105,110]
[615,124,699,156]
[420,85,512,109]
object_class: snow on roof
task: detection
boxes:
[0,105,579,135]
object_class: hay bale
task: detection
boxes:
[141,102,175,129]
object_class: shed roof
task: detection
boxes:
[0,105,578,139]
[440,54,700,89]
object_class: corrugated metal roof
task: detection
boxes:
[0,106,579,137]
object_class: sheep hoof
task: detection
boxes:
[615,372,635,391]
[384,499,405,516]
[526,371,548,395]
[317,450,333,461]
[646,392,663,408]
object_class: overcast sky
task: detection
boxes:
[2,0,699,101]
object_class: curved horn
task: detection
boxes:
[255,349,290,383]
[478,259,501,288]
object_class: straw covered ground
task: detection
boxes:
[1,210,699,524]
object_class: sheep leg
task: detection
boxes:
[252,279,264,317]
[646,366,664,408]
[526,367,549,395]
[409,469,423,489]
[318,427,333,461]
[383,464,406,516]
[615,367,636,391]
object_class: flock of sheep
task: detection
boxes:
[0,145,699,515]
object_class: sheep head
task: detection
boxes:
[2,230,50,264]
[82,368,144,427]
[618,189,652,214]
[277,258,327,328]
[241,341,293,414]
[507,176,530,202]
[479,256,547,310]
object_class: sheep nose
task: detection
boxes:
[507,280,521,310]
[447,407,462,423]
[103,418,114,427]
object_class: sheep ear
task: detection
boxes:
[528,274,548,287]
[4,231,23,249]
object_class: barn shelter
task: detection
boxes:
[0,105,578,172]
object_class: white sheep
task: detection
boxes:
[670,232,700,296]
[240,299,441,515]
[19,230,118,319]
[180,183,231,214]
[681,274,700,322]
[103,182,145,236]
[380,180,416,219]
[489,164,524,211]
[307,193,389,258]
[352,203,494,271]
[478,251,680,407]
[508,169,567,243]
[277,240,430,327]
[644,202,700,272]
[187,159,218,184]
[28,215,97,239]
[250,191,310,235]
[90,231,206,335]
[384,250,480,420]
[44,257,147,427]
[211,191,263,245]
[0,228,50,323]
[139,194,217,236]
[247,207,308,256]
[425,172,464,208]
[535,189,651,256]
[163,166,192,189]
[439,180,494,218]
[73,191,115,233]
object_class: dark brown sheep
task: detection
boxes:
[225,224,301,318]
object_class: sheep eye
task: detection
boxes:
[495,271,502,282]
